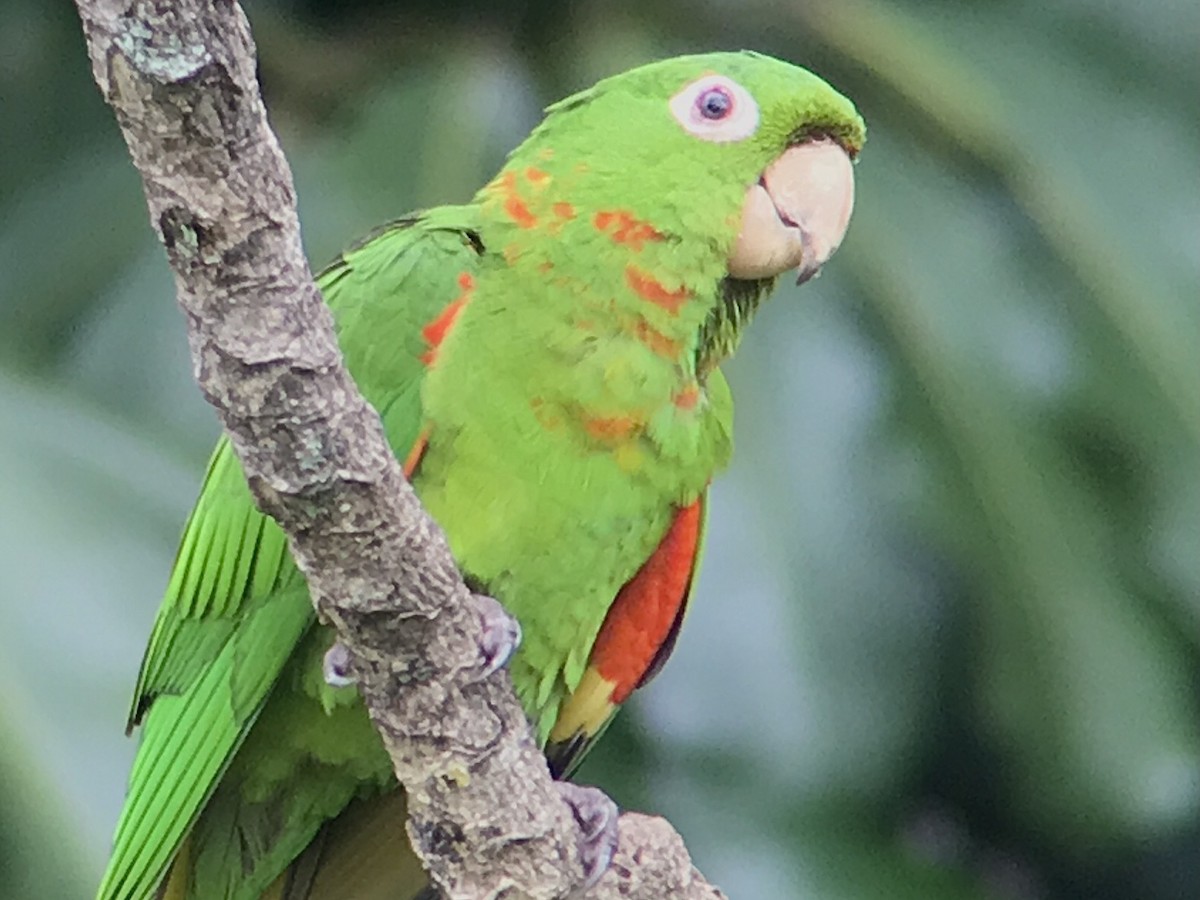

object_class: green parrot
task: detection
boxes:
[97,51,864,900]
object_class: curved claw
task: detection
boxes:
[322,641,357,688]
[556,782,620,890]
[474,594,522,679]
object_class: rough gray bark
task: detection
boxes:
[74,1,725,898]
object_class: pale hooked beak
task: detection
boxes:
[726,138,856,284]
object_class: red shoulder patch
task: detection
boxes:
[590,498,704,704]
[545,497,705,777]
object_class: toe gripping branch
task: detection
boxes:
[473,593,522,679]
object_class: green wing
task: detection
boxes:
[98,205,484,900]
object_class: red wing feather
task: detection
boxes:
[545,495,705,778]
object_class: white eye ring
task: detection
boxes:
[669,75,759,143]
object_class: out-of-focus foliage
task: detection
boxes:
[0,0,1196,897]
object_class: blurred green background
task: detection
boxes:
[1,0,1197,897]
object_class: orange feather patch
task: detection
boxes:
[582,414,642,443]
[629,316,682,360]
[593,209,665,251]
[673,384,701,410]
[402,428,429,479]
[624,265,690,314]
[488,170,540,229]
[420,272,474,366]
[504,196,538,229]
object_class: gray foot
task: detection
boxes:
[474,594,522,678]
[322,641,356,687]
[557,782,619,889]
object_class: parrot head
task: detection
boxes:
[494,51,864,290]
[463,51,864,381]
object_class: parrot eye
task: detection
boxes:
[670,75,759,143]
[697,87,732,119]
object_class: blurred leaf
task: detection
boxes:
[0,722,93,899]
[845,177,1200,851]
[803,0,1200,450]
[0,371,198,882]
[0,149,151,371]
[0,1,124,208]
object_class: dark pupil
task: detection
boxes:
[698,88,731,120]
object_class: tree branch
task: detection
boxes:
[75,1,725,897]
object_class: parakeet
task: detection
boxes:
[97,51,864,900]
